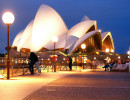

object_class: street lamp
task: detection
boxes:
[52,36,58,72]
[81,44,86,69]
[2,12,15,79]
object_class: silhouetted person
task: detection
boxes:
[103,63,109,71]
[110,62,115,71]
[29,52,38,74]
[67,56,72,71]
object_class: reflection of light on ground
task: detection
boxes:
[0,72,69,100]
[81,69,92,72]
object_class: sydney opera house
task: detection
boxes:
[11,4,114,58]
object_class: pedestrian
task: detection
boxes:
[67,56,72,71]
[29,52,40,75]
[29,52,35,74]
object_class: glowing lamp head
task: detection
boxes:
[2,12,15,25]
[81,44,86,49]
[99,29,101,33]
[105,48,109,53]
[118,56,120,59]
[52,36,58,43]
[127,51,130,55]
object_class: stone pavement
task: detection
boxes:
[0,71,130,100]
[23,71,130,100]
[0,71,76,100]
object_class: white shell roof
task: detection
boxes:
[69,30,100,53]
[102,32,111,41]
[101,32,114,50]
[31,4,68,51]
[12,30,23,47]
[12,4,114,54]
[81,15,90,22]
[17,20,34,51]
[65,20,97,49]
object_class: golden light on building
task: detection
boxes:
[105,48,109,53]
[111,49,114,52]
[96,52,99,54]
[127,51,130,55]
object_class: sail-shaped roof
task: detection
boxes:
[102,32,115,52]
[31,4,68,51]
[12,30,23,47]
[65,20,97,49]
[69,30,101,53]
[17,20,34,51]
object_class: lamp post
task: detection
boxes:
[81,44,86,69]
[52,36,58,72]
[127,47,130,72]
[2,12,15,79]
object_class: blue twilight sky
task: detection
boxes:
[0,0,130,54]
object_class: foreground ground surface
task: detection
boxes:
[23,71,130,100]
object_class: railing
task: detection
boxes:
[0,57,106,78]
[0,58,72,78]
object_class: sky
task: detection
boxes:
[0,0,130,54]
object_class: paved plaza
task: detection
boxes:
[0,71,130,100]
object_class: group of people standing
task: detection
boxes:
[28,52,73,75]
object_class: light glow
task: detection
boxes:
[99,29,101,33]
[111,49,114,52]
[118,56,120,59]
[105,48,109,53]
[94,57,96,60]
[0,75,4,79]
[52,36,58,43]
[81,44,86,49]
[2,12,15,25]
